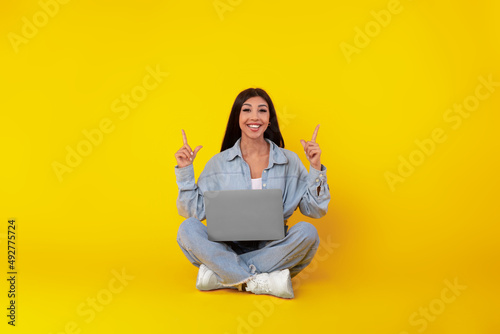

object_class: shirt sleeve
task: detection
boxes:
[297,162,331,219]
[174,163,206,221]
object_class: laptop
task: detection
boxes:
[204,189,285,242]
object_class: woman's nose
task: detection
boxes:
[249,110,260,118]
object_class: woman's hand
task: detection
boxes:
[174,129,203,168]
[300,124,322,170]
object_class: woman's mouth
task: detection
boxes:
[247,124,262,132]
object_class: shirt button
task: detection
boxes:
[263,170,267,173]
[319,174,323,177]
[263,183,267,187]
[315,178,319,183]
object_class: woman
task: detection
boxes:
[174,88,330,298]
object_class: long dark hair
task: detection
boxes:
[220,88,285,152]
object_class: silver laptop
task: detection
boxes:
[204,189,285,241]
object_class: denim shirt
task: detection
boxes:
[174,137,330,224]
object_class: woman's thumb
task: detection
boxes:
[193,145,203,156]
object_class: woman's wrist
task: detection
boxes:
[311,163,321,171]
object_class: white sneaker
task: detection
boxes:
[245,269,294,299]
[196,264,238,291]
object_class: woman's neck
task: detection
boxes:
[240,136,269,158]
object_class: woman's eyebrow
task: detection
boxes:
[242,103,268,108]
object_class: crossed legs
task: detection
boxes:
[176,217,320,287]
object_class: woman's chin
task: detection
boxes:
[242,132,264,140]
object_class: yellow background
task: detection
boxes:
[1,0,499,333]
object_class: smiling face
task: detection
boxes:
[238,96,270,141]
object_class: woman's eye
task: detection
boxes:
[243,109,250,112]
[259,109,267,112]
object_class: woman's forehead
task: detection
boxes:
[242,96,268,106]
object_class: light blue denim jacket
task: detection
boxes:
[174,137,330,224]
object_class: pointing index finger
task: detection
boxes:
[311,124,320,142]
[182,129,188,145]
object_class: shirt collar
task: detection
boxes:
[226,137,288,166]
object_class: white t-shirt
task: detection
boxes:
[251,177,262,189]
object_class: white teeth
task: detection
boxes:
[248,125,261,128]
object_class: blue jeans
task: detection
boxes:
[176,217,320,286]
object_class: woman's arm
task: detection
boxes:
[175,164,206,221]
[297,124,330,218]
[174,129,205,220]
[297,162,330,218]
